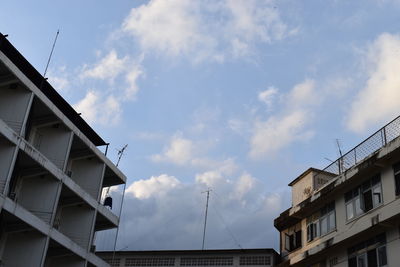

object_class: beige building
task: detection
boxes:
[0,33,126,266]
[97,249,280,267]
[274,116,400,267]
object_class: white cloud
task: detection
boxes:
[287,79,317,106]
[249,79,317,159]
[121,0,296,62]
[81,50,128,82]
[249,110,313,158]
[347,33,400,133]
[151,134,194,165]
[258,87,278,107]
[101,167,289,251]
[73,91,122,126]
[125,65,144,99]
[126,174,181,199]
[74,50,144,126]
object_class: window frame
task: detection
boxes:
[345,175,383,221]
[306,202,336,242]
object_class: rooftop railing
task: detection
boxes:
[319,115,400,177]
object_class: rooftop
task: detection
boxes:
[0,32,107,146]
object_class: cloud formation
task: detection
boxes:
[151,134,194,165]
[97,168,288,251]
[73,50,144,126]
[347,33,400,133]
[122,0,296,62]
[249,79,316,159]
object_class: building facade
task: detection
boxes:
[97,249,279,267]
[0,33,126,266]
[274,116,400,267]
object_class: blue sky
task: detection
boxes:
[2,0,400,251]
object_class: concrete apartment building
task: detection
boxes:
[0,33,126,266]
[96,249,280,267]
[274,116,400,267]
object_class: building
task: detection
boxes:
[97,249,280,267]
[274,116,400,266]
[0,33,126,266]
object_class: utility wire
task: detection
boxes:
[210,191,243,249]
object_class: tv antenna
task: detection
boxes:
[335,139,344,174]
[43,29,60,78]
[116,144,128,167]
[103,144,128,209]
[201,188,212,250]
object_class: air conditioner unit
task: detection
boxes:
[371,214,379,226]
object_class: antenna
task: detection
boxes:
[201,188,212,250]
[336,139,343,158]
[116,144,128,167]
[336,139,344,174]
[43,30,60,79]
[104,144,128,207]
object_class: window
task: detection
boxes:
[104,258,121,267]
[180,257,233,266]
[284,230,302,251]
[239,256,271,265]
[393,162,400,196]
[307,202,336,242]
[125,258,175,266]
[348,233,387,267]
[345,175,382,220]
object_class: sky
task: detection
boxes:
[2,0,400,252]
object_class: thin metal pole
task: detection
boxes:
[202,189,211,250]
[43,30,59,78]
[112,183,126,262]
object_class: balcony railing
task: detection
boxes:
[319,115,400,177]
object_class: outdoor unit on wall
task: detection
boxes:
[371,214,379,226]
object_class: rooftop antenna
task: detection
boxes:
[103,144,128,209]
[40,30,60,90]
[201,188,212,250]
[336,139,344,174]
[116,144,128,167]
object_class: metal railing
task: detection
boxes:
[318,115,400,178]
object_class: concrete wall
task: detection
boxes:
[2,230,47,267]
[0,85,32,134]
[68,157,105,200]
[291,172,313,208]
[99,251,277,267]
[283,156,400,266]
[29,124,72,170]
[16,174,60,224]
[58,205,96,250]
[0,139,17,194]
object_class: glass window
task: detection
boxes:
[347,234,387,267]
[345,175,382,220]
[320,216,328,235]
[328,212,335,231]
[373,186,382,206]
[363,190,373,212]
[355,197,362,215]
[378,246,387,266]
[357,254,367,267]
[393,162,400,196]
[346,202,354,220]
